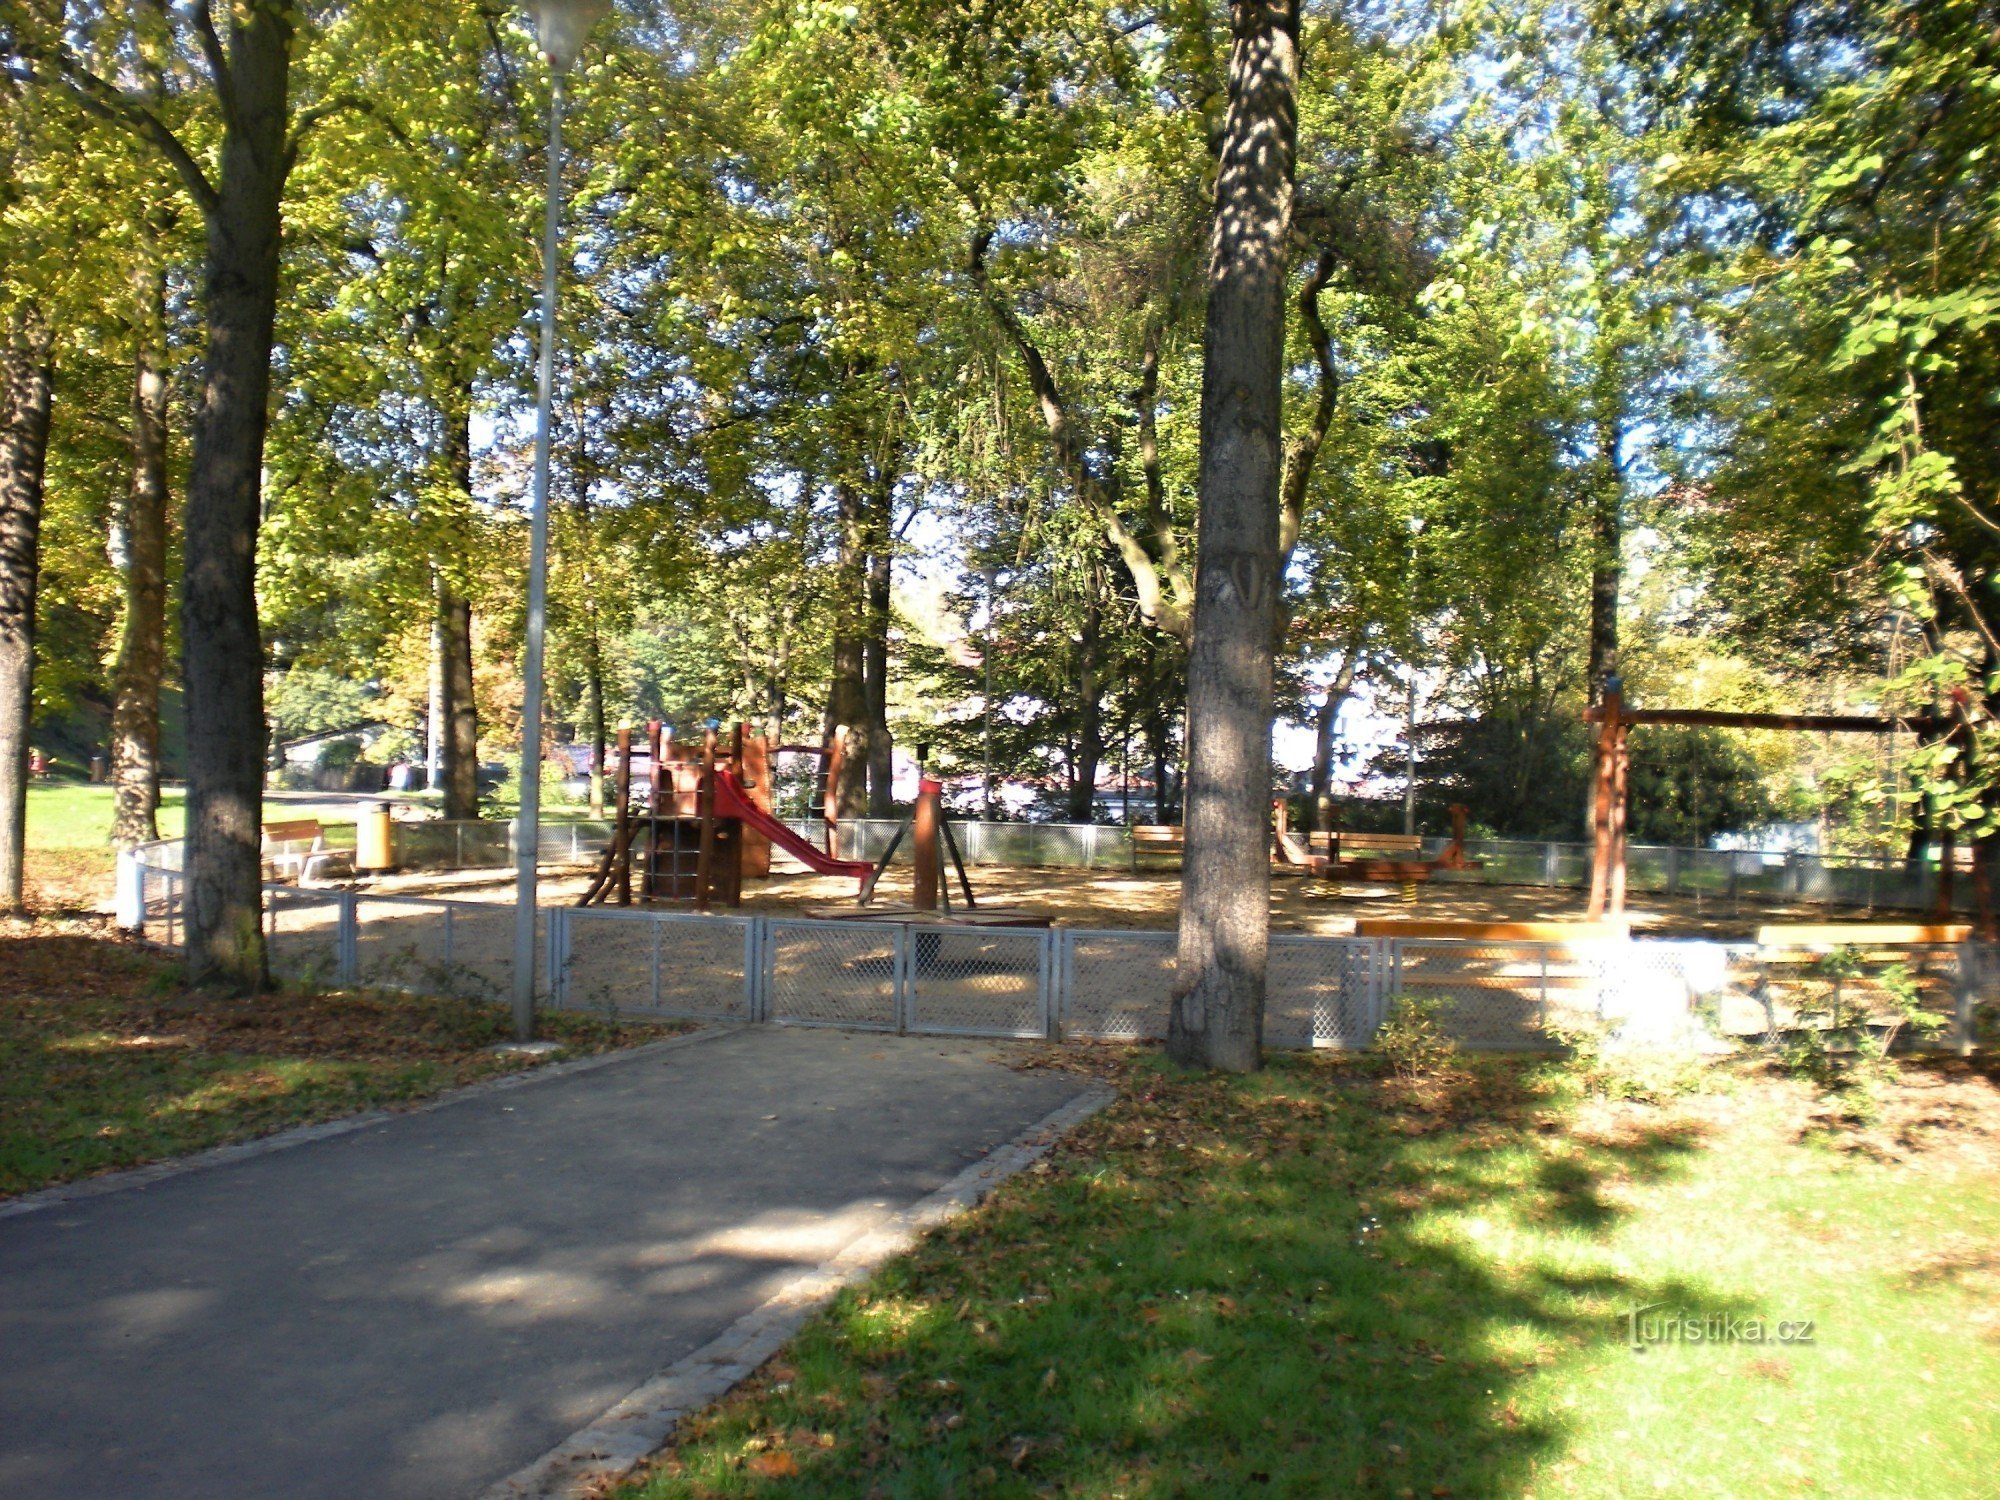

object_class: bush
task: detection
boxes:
[1545,1014,1713,1103]
[1377,994,1459,1090]
[1775,949,1947,1119]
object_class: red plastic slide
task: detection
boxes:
[712,769,875,888]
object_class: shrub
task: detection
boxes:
[1377,994,1459,1090]
[1776,949,1947,1118]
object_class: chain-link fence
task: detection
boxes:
[117,838,1987,1055]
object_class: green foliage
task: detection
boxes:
[269,668,377,743]
[1774,951,1947,1120]
[1376,994,1461,1094]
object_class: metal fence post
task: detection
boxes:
[894,925,911,1035]
[1055,930,1073,1041]
[1037,929,1055,1040]
[748,916,767,1022]
[1539,947,1552,1034]
[337,893,359,984]
[1543,842,1558,886]
[1957,940,1979,1058]
[115,850,144,933]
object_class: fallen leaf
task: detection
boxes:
[746,1451,798,1478]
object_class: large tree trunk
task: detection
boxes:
[111,268,171,851]
[438,408,480,821]
[584,608,606,818]
[438,586,478,820]
[1168,0,1299,1074]
[180,8,293,987]
[1586,411,1623,704]
[825,479,868,818]
[0,304,54,913]
[1308,650,1359,832]
[863,482,893,817]
[1067,581,1104,822]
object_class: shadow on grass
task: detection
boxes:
[630,1052,1756,1498]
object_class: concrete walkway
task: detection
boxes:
[0,1028,1092,1500]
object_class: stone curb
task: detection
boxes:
[479,1081,1119,1500]
[0,1026,733,1221]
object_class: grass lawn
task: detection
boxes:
[24,777,187,852]
[621,1049,2000,1498]
[0,921,677,1198]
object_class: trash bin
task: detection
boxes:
[357,800,394,872]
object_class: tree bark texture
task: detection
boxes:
[438,407,480,821]
[1309,649,1359,831]
[1585,412,1623,705]
[0,304,54,912]
[825,479,869,818]
[863,479,893,817]
[111,269,171,850]
[1168,0,1299,1074]
[1067,581,1104,822]
[180,6,293,986]
[439,587,478,820]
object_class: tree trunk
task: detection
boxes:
[1168,0,1299,1074]
[180,8,293,987]
[584,608,606,818]
[863,483,893,816]
[435,408,482,820]
[1309,650,1359,832]
[0,304,54,913]
[1586,413,1623,704]
[111,268,171,851]
[438,586,478,820]
[1067,581,1104,822]
[825,479,868,818]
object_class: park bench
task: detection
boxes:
[1363,920,1628,1022]
[1746,922,1970,1037]
[1130,824,1184,871]
[1331,831,1425,860]
[262,820,351,886]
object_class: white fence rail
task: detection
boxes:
[117,840,1985,1055]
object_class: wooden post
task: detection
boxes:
[913,774,942,912]
[1937,824,1957,921]
[1609,721,1630,917]
[822,731,846,857]
[739,726,772,879]
[614,723,633,906]
[696,726,718,913]
[645,720,665,903]
[1586,684,1623,918]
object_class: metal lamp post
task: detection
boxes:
[1403,514,1425,837]
[513,0,610,1042]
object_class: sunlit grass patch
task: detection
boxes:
[621,1049,2000,1499]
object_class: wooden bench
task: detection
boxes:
[1753,923,1970,950]
[1356,919,1630,941]
[1332,831,1425,860]
[262,820,351,885]
[1131,824,1184,871]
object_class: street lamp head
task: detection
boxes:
[528,0,611,73]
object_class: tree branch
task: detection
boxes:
[969,228,1191,640]
[1278,245,1339,565]
[189,0,237,126]
[31,52,219,216]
